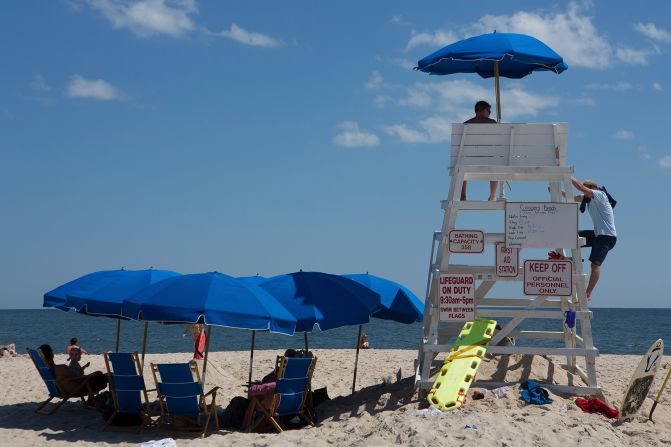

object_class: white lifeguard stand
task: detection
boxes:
[415,122,600,395]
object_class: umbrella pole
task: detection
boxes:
[304,332,308,352]
[493,60,505,199]
[248,330,256,386]
[352,325,363,394]
[494,61,501,123]
[140,322,148,373]
[115,319,121,352]
[201,325,213,386]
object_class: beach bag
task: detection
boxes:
[220,396,249,429]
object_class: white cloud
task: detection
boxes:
[31,74,51,92]
[615,46,654,65]
[67,75,122,100]
[373,95,393,108]
[571,97,595,106]
[634,23,671,44]
[333,122,380,148]
[365,71,383,90]
[638,145,651,160]
[384,79,560,144]
[613,129,634,140]
[219,24,280,48]
[472,3,612,69]
[406,30,457,51]
[398,79,558,121]
[653,82,664,91]
[585,82,633,91]
[659,155,671,168]
[390,16,411,27]
[383,124,429,143]
[387,57,416,70]
[89,0,197,38]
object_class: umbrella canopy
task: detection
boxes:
[44,269,129,313]
[343,274,423,324]
[122,272,297,335]
[416,32,567,122]
[258,271,381,332]
[417,32,567,79]
[65,269,181,316]
[237,275,268,286]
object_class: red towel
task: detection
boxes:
[194,328,206,360]
[575,397,620,419]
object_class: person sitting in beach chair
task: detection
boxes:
[244,353,318,433]
[150,360,220,438]
[27,344,108,415]
[102,352,155,432]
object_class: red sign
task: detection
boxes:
[448,230,484,253]
[523,260,572,296]
[495,243,519,277]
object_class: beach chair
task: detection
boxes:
[26,347,99,415]
[102,352,155,432]
[246,355,318,433]
[150,361,220,438]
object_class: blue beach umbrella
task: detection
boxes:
[343,274,423,324]
[66,269,181,317]
[122,271,297,384]
[416,32,567,121]
[237,275,268,286]
[258,271,381,333]
[43,269,128,312]
[44,268,181,354]
[122,272,297,335]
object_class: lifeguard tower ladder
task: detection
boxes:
[415,123,600,395]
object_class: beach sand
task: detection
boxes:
[1,349,670,446]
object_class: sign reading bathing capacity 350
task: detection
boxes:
[448,230,484,253]
[438,273,475,322]
[523,260,572,296]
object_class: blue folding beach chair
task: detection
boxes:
[150,361,220,438]
[26,347,98,415]
[102,352,154,431]
[246,356,318,432]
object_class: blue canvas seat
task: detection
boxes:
[150,361,219,438]
[246,356,317,433]
[102,352,154,431]
[26,347,98,415]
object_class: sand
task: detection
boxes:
[1,349,670,446]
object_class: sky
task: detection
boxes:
[1,0,670,309]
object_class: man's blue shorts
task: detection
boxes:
[579,230,617,266]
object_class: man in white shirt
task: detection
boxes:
[570,177,617,299]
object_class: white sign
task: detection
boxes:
[495,243,519,277]
[523,260,573,296]
[505,202,578,249]
[448,230,484,253]
[438,274,476,322]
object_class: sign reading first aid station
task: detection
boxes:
[523,260,572,296]
[438,273,475,322]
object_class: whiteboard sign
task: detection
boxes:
[523,260,572,296]
[495,243,519,277]
[505,202,578,249]
[438,274,475,322]
[448,230,484,253]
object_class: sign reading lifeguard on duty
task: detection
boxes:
[448,230,484,253]
[495,243,519,277]
[438,273,476,322]
[523,260,572,296]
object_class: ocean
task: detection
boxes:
[1,308,669,356]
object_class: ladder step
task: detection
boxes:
[442,200,504,210]
[487,346,598,356]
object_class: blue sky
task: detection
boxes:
[1,1,669,309]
